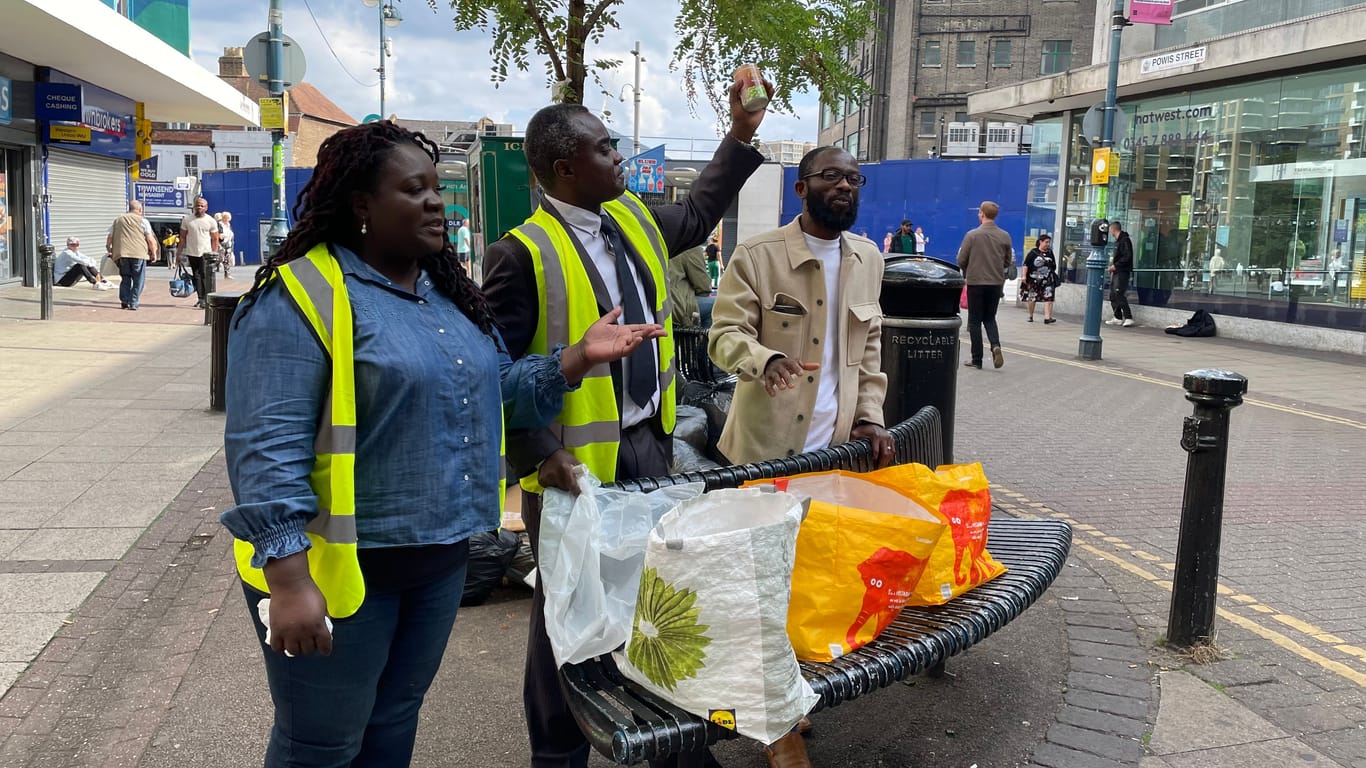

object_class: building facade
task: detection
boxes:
[0,1,256,287]
[971,1,1366,347]
[758,140,816,165]
[819,0,1096,161]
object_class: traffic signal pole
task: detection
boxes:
[264,0,290,257]
[1078,0,1129,361]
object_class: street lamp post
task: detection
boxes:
[264,0,290,256]
[361,0,402,119]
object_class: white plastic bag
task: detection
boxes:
[616,488,818,745]
[539,467,703,667]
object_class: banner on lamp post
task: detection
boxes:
[626,144,667,195]
[1131,0,1175,25]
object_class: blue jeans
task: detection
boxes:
[243,545,469,768]
[117,257,146,308]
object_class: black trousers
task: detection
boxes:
[1110,271,1133,320]
[523,421,710,768]
[965,285,1003,364]
[187,253,208,303]
[56,264,99,286]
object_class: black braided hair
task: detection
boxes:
[234,120,499,345]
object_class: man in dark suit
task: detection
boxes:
[481,79,771,768]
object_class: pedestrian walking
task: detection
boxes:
[957,201,1013,369]
[218,211,236,279]
[481,76,771,768]
[1021,233,1058,323]
[455,218,471,273]
[888,219,916,254]
[1106,220,1135,326]
[53,237,111,289]
[105,200,158,310]
[221,121,661,768]
[177,197,219,308]
[705,235,721,288]
[915,225,929,255]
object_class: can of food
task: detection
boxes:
[733,63,770,113]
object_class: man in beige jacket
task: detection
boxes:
[709,145,894,478]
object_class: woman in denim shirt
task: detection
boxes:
[222,122,662,768]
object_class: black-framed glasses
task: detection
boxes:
[801,169,868,187]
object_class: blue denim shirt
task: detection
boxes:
[222,245,573,567]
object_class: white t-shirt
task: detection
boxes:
[456,225,471,255]
[801,232,842,453]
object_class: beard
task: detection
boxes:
[807,192,859,233]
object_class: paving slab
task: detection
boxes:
[0,572,106,614]
[1158,737,1344,767]
[0,613,69,662]
[7,528,143,561]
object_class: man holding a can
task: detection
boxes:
[482,75,773,768]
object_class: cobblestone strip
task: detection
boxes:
[0,450,235,768]
[994,503,1157,768]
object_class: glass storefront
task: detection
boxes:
[1035,62,1366,332]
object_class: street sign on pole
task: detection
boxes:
[244,30,306,90]
[363,113,381,124]
[1091,148,1112,185]
[1081,103,1129,147]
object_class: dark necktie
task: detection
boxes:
[600,214,656,408]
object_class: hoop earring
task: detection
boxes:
[360,219,368,235]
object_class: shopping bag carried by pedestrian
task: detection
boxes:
[169,266,195,298]
[616,487,817,745]
[746,471,948,662]
[865,462,1007,606]
[539,467,703,667]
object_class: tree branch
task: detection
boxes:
[583,0,617,34]
[525,0,566,81]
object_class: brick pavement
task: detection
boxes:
[0,266,254,325]
[959,306,1366,765]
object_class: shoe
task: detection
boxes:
[120,302,129,309]
[964,360,982,369]
[94,281,112,291]
[991,346,1004,368]
[1027,316,1034,322]
[1044,318,1057,324]
[764,731,813,768]
[1105,318,1122,325]
[1122,318,1135,327]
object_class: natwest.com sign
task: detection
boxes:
[1139,46,1207,76]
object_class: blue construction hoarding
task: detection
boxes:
[200,167,312,265]
[780,156,1032,263]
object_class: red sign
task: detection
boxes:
[1131,0,1174,25]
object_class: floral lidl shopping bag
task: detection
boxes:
[866,462,1007,606]
[616,488,817,745]
[746,471,948,663]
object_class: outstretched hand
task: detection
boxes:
[727,78,774,144]
[579,306,666,364]
[763,357,820,398]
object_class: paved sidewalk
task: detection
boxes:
[0,287,1362,767]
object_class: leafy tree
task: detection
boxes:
[424,0,876,120]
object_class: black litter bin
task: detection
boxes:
[208,291,243,411]
[879,257,965,462]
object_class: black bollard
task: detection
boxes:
[202,253,219,325]
[1166,369,1248,647]
[208,291,242,411]
[38,244,55,320]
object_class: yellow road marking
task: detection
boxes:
[1004,347,1366,431]
[1004,486,1366,687]
[1132,550,1163,562]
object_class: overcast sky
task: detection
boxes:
[189,1,821,147]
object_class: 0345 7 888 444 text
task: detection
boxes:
[1122,131,1218,150]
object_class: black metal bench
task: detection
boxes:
[559,405,1073,765]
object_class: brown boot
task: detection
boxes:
[764,730,813,768]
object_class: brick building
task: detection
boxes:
[149,47,355,180]
[819,0,1096,161]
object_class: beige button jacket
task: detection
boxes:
[708,218,888,465]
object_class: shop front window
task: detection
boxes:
[1063,63,1366,332]
[0,151,12,281]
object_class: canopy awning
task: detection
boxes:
[7,0,260,126]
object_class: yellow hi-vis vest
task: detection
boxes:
[231,244,511,616]
[512,193,676,493]
[233,244,364,617]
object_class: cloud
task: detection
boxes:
[191,2,819,144]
